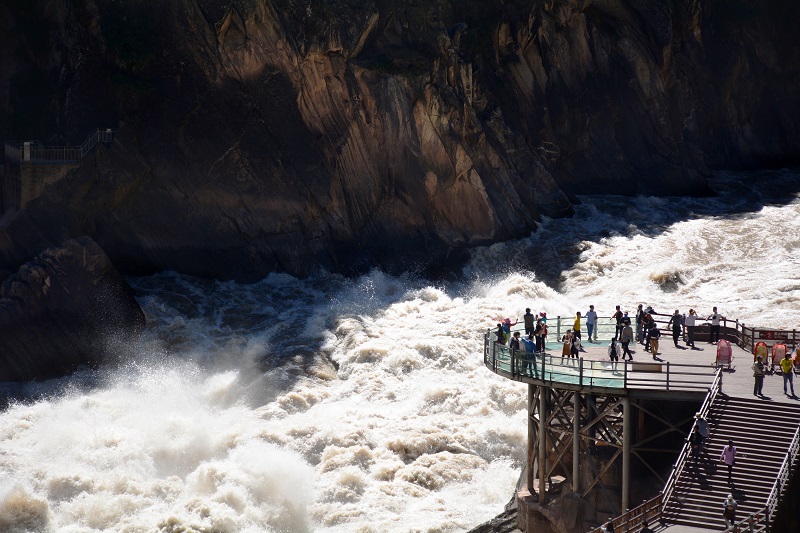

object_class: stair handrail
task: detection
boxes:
[765,421,800,525]
[660,367,723,512]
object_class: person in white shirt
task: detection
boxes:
[685,309,697,348]
[708,306,723,344]
[585,305,598,342]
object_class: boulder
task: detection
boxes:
[0,237,145,381]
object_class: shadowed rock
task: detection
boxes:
[0,237,144,382]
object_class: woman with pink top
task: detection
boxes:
[720,440,737,484]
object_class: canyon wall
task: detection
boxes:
[0,0,798,280]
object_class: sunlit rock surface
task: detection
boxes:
[0,0,798,279]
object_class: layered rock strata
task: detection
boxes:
[0,0,797,279]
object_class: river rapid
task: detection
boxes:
[1,171,799,532]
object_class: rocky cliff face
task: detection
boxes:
[0,0,798,280]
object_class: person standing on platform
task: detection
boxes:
[753,355,766,397]
[639,521,654,533]
[521,333,536,376]
[667,309,683,347]
[608,338,619,362]
[494,323,506,345]
[612,305,624,340]
[708,306,723,344]
[643,312,654,351]
[649,322,661,358]
[635,304,645,345]
[685,309,697,348]
[523,308,535,336]
[780,352,796,397]
[585,305,598,343]
[573,311,582,341]
[720,441,737,484]
[534,318,546,353]
[621,320,634,360]
[562,330,573,357]
[570,330,581,358]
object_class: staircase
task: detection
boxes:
[662,395,800,528]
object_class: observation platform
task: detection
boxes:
[484,333,799,404]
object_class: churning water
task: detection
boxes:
[1,171,799,532]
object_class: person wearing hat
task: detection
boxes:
[752,355,766,397]
[723,493,737,530]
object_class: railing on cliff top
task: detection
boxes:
[4,128,113,164]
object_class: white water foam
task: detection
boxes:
[0,171,798,531]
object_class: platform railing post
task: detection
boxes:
[666,361,670,391]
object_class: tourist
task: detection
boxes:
[573,311,582,341]
[621,320,634,360]
[535,318,546,353]
[521,333,536,376]
[495,323,506,344]
[509,331,521,352]
[612,305,624,340]
[585,305,598,342]
[649,322,660,358]
[639,520,654,533]
[561,330,573,357]
[689,426,703,465]
[720,440,737,484]
[667,309,682,347]
[708,306,723,344]
[570,330,581,358]
[502,317,518,336]
[685,309,697,348]
[643,312,654,351]
[524,308,535,336]
[753,355,765,397]
[780,352,796,397]
[695,413,709,443]
[608,338,619,362]
[601,518,615,533]
[722,493,737,530]
[635,304,645,345]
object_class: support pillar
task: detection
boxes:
[622,397,632,512]
[539,385,547,502]
[527,383,535,492]
[573,391,580,492]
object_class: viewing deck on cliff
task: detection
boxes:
[483,319,799,403]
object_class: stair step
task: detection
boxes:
[663,394,800,526]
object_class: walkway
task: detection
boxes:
[570,338,799,404]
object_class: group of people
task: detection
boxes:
[494,304,729,364]
[752,351,797,398]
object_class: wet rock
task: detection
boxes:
[0,237,145,381]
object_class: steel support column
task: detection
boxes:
[539,385,547,501]
[622,397,632,512]
[528,383,535,492]
[573,391,580,492]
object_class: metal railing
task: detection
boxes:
[4,128,113,164]
[484,331,717,392]
[765,422,800,525]
[660,368,723,512]
[587,493,662,533]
